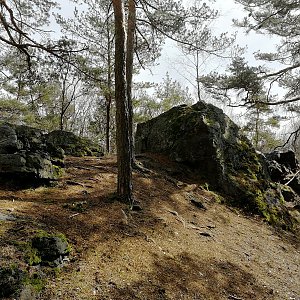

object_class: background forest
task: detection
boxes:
[0,0,299,158]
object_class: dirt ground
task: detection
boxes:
[0,155,299,300]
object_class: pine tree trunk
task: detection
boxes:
[126,0,136,164]
[105,95,111,153]
[112,0,133,205]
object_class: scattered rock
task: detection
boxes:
[199,232,212,237]
[280,185,298,202]
[265,150,299,179]
[63,201,88,212]
[265,149,300,196]
[132,203,143,211]
[190,198,207,210]
[0,266,25,298]
[0,212,17,221]
[31,236,70,267]
[289,172,300,195]
[266,150,298,174]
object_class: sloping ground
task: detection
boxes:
[0,156,299,300]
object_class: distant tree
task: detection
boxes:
[199,57,286,150]
[241,107,283,152]
[177,2,238,101]
[0,1,83,66]
[57,0,115,152]
[0,98,30,124]
[134,74,193,123]
[155,73,194,111]
[200,57,267,107]
[233,0,300,147]
[0,0,92,135]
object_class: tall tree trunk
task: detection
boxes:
[105,94,111,153]
[112,0,133,205]
[126,0,136,164]
[105,19,113,153]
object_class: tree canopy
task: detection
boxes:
[1,0,300,202]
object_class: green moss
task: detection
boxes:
[53,165,64,178]
[34,230,71,253]
[209,191,225,204]
[202,183,210,191]
[22,274,46,293]
[16,230,71,266]
[15,241,41,266]
[203,115,217,127]
[25,246,42,266]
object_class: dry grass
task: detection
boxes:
[0,155,299,300]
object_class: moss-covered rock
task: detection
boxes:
[23,231,71,267]
[0,265,47,299]
[135,101,296,230]
[0,266,25,298]
[46,130,104,157]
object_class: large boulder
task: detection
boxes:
[46,130,104,157]
[135,102,295,229]
[0,123,64,184]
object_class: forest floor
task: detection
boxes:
[0,155,299,300]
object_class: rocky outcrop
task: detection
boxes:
[46,130,104,157]
[135,102,295,229]
[265,150,300,195]
[0,123,64,184]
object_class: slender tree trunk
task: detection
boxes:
[105,95,111,153]
[196,50,202,102]
[254,106,260,149]
[59,113,64,131]
[105,20,113,153]
[112,0,133,205]
[126,0,136,164]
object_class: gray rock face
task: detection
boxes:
[0,123,64,184]
[135,102,295,229]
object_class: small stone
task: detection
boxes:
[199,232,212,237]
[190,198,207,210]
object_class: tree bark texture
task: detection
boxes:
[126,0,136,164]
[112,0,133,204]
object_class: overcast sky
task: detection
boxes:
[56,0,279,102]
[135,0,279,99]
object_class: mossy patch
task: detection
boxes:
[16,230,71,266]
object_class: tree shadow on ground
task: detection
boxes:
[0,155,298,299]
[104,252,274,300]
